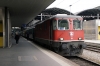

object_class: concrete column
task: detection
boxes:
[97,14,99,19]
[1,7,12,48]
[0,7,6,48]
[7,8,12,48]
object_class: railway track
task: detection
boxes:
[85,42,100,53]
[33,41,100,66]
[66,56,99,66]
[30,39,100,65]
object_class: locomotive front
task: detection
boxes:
[52,15,86,56]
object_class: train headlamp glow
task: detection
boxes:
[59,38,64,41]
[78,38,82,40]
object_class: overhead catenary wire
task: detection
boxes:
[53,0,81,8]
[51,0,81,14]
[39,0,82,20]
[68,0,81,14]
[54,0,65,7]
[70,0,81,6]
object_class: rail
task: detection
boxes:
[85,42,100,53]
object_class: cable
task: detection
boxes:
[64,0,81,8]
[71,0,81,5]
[64,0,81,11]
[54,0,65,7]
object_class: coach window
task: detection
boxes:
[73,19,81,30]
[58,19,69,30]
[53,20,57,30]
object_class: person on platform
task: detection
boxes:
[15,32,20,44]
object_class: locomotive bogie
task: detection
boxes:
[50,41,84,56]
[34,36,84,56]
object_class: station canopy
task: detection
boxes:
[35,7,74,20]
[77,6,100,20]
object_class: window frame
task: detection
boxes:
[57,19,69,30]
[53,19,57,30]
[73,19,82,30]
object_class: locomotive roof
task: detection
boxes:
[52,14,82,18]
[34,14,82,26]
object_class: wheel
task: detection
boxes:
[49,44,53,50]
[54,47,60,53]
[69,45,74,56]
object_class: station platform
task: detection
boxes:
[0,37,78,66]
[84,40,100,44]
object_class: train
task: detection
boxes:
[22,14,86,56]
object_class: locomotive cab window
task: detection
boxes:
[73,19,82,30]
[53,20,57,30]
[58,19,69,30]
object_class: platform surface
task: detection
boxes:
[84,40,100,44]
[0,37,78,66]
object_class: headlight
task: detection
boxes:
[78,38,82,40]
[59,38,64,41]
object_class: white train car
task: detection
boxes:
[83,19,100,40]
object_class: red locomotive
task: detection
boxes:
[24,14,86,56]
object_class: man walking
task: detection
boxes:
[15,32,20,44]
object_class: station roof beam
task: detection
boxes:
[0,0,55,27]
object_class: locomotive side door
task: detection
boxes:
[50,20,53,44]
[49,19,57,44]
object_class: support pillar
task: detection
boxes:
[0,7,12,48]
